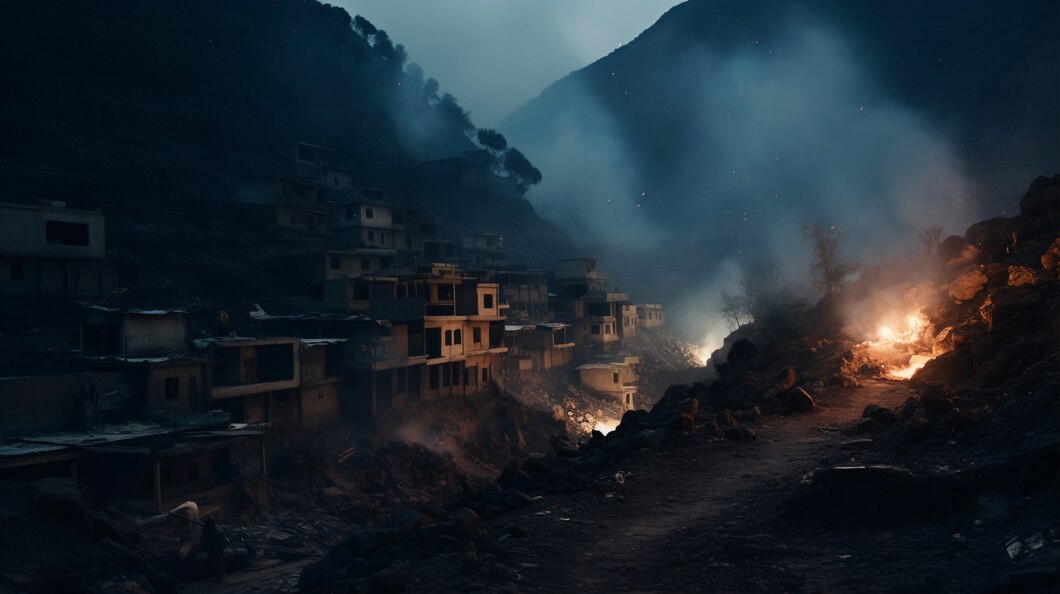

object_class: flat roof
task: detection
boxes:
[82,303,187,315]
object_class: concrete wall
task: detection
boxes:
[323,252,389,280]
[122,314,186,354]
[300,381,340,427]
[146,363,205,412]
[0,370,139,437]
[0,203,105,260]
[0,256,112,296]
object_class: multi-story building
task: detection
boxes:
[0,200,115,296]
[638,303,666,328]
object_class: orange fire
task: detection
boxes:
[856,310,941,380]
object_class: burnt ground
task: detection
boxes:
[395,380,1058,593]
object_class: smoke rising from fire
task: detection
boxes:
[504,20,981,349]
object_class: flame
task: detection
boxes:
[855,310,942,380]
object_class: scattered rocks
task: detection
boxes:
[778,387,816,413]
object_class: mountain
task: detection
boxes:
[0,0,572,295]
[502,0,1059,298]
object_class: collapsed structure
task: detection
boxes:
[0,142,666,513]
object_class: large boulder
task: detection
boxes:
[30,477,94,537]
[948,269,988,301]
[965,217,1017,261]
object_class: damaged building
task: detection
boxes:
[0,200,115,297]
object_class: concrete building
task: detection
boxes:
[503,323,575,374]
[194,337,302,427]
[577,354,640,410]
[81,305,188,357]
[638,304,666,328]
[0,200,114,296]
[236,176,332,235]
[460,232,506,268]
[553,257,607,299]
[618,303,639,339]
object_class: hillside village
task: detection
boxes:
[0,141,686,518]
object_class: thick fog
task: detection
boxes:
[505,23,981,354]
[341,0,682,126]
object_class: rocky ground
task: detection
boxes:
[1,177,1055,593]
[292,176,1058,593]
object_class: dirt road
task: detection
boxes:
[479,380,919,593]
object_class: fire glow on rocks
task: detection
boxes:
[853,310,943,380]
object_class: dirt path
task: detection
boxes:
[494,380,918,592]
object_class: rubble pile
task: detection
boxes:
[505,372,629,439]
[0,478,177,594]
[835,176,1059,465]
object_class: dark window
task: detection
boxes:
[442,363,451,387]
[437,284,454,301]
[464,368,470,386]
[297,147,317,162]
[45,221,89,246]
[361,258,371,271]
[365,207,374,219]
[482,367,489,383]
[591,325,600,335]
[483,293,494,309]
[444,330,452,346]
[453,329,462,345]
[330,257,341,270]
[333,177,339,187]
[430,366,439,389]
[368,231,375,241]
[452,363,461,386]
[405,235,412,248]
[396,369,407,393]
[165,377,180,400]
[345,207,355,219]
[613,372,619,384]
[473,327,482,344]
[9,261,24,281]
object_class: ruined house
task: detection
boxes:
[503,323,575,374]
[576,354,640,410]
[0,307,266,513]
[489,269,551,322]
[0,200,115,296]
[638,303,666,328]
[193,336,302,427]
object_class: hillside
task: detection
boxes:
[502,0,1059,296]
[0,0,574,291]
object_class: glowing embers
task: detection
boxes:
[854,310,942,380]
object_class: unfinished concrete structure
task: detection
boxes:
[638,303,666,328]
[194,337,302,427]
[0,200,114,296]
[503,323,575,375]
[577,354,640,410]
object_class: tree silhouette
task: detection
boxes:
[503,147,543,190]
[476,128,508,153]
[802,221,860,294]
